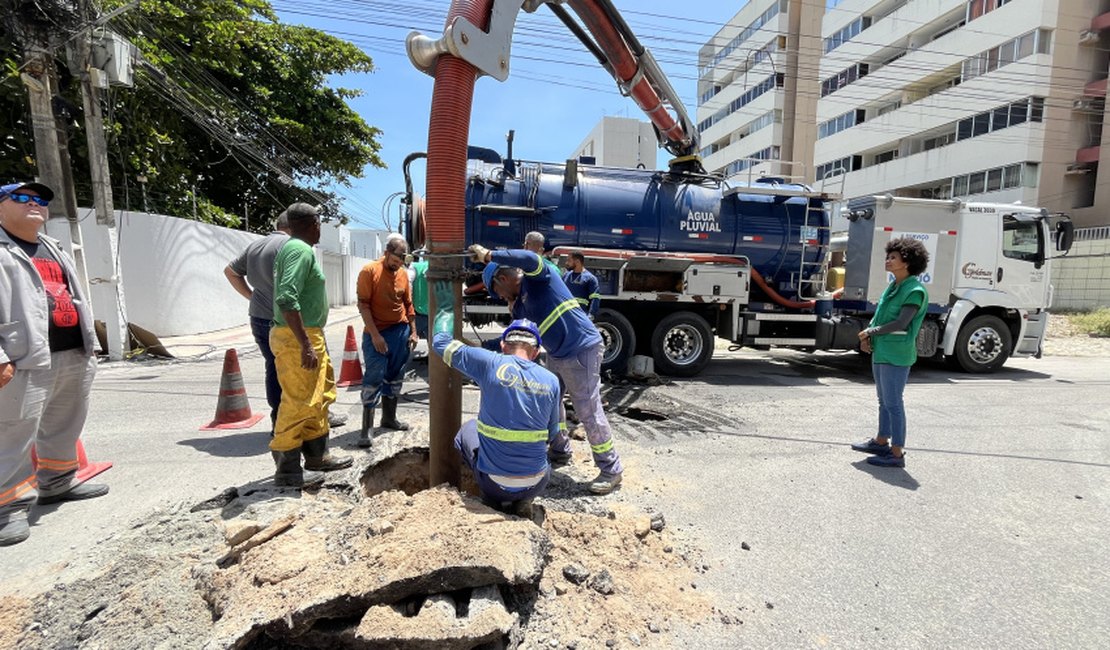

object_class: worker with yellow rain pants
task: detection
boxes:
[269,203,351,487]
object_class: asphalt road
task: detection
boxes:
[2,311,1107,648]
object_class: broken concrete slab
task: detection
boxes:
[355,585,517,649]
[202,488,550,650]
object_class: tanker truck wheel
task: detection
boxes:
[594,308,636,376]
[952,314,1012,373]
[651,312,713,377]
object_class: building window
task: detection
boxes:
[824,16,873,54]
[950,162,1038,197]
[699,2,784,78]
[697,73,782,133]
[722,145,781,176]
[874,149,899,165]
[818,109,866,139]
[967,0,1015,23]
[821,63,870,97]
[815,155,862,180]
[961,29,1049,84]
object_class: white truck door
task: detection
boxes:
[953,208,1001,293]
[997,213,1048,309]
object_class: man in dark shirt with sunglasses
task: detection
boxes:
[0,181,107,547]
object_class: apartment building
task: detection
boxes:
[813,0,1110,227]
[696,0,823,182]
[570,116,658,168]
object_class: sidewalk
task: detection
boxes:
[154,304,364,362]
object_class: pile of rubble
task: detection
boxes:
[2,436,712,649]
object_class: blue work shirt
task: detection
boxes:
[433,331,560,477]
[489,249,602,359]
[564,268,601,316]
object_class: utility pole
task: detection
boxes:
[16,16,93,316]
[74,0,132,360]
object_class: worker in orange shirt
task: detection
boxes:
[356,236,419,448]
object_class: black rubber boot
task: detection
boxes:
[302,436,353,471]
[380,396,409,431]
[272,449,325,488]
[357,407,375,448]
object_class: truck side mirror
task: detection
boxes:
[1055,221,1074,253]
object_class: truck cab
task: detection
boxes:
[841,196,1073,372]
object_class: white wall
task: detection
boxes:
[46,210,366,337]
[1051,227,1110,310]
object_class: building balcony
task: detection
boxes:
[1091,11,1110,32]
[1076,146,1101,165]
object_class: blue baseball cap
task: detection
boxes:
[482,262,500,293]
[502,318,541,348]
[0,182,54,202]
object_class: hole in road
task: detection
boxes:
[617,407,667,422]
[360,448,479,498]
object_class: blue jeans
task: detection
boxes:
[250,316,281,425]
[414,313,428,339]
[873,362,912,448]
[361,323,411,407]
[455,419,550,504]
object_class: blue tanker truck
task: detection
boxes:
[404,149,1073,377]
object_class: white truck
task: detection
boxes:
[533,193,1076,376]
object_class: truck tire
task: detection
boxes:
[594,308,636,376]
[952,314,1012,373]
[651,312,714,377]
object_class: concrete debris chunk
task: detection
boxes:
[223,520,261,547]
[562,564,590,585]
[588,569,615,596]
[366,518,395,536]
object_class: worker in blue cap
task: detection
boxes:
[431,308,559,518]
[0,181,107,546]
[470,244,623,495]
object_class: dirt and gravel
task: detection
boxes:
[0,430,717,650]
[1043,313,1110,357]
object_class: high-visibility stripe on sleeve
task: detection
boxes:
[525,256,545,276]
[589,293,601,299]
[539,299,581,334]
[559,422,568,431]
[590,440,614,454]
[575,298,589,306]
[477,421,549,443]
[443,340,464,367]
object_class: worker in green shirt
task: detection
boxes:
[270,203,351,487]
[410,252,429,341]
[850,237,930,468]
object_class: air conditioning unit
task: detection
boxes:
[1065,163,1093,175]
[1078,30,1100,45]
[1073,97,1096,111]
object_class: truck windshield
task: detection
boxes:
[1002,215,1040,262]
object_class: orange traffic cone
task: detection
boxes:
[31,440,113,483]
[201,348,265,430]
[336,325,363,387]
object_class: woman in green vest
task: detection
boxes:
[851,237,930,468]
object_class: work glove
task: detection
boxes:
[467,244,490,263]
[433,309,455,337]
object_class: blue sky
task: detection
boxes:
[270,1,745,231]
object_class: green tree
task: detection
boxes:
[0,0,383,230]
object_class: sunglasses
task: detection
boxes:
[5,193,50,207]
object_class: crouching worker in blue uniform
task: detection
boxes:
[432,312,559,518]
